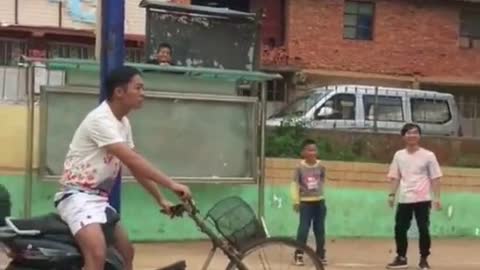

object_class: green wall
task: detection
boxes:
[1,175,479,242]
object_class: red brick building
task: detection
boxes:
[1,0,479,99]
[283,0,480,88]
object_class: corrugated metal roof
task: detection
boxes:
[139,0,257,19]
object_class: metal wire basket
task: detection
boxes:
[205,196,267,250]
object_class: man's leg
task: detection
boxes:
[387,203,414,268]
[312,201,326,259]
[74,223,107,270]
[113,223,135,270]
[414,201,431,259]
[394,203,413,258]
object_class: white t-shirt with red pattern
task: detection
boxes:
[388,148,442,204]
[56,101,134,196]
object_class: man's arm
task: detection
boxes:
[431,177,441,201]
[87,116,189,199]
[428,153,443,209]
[107,143,177,190]
[131,170,172,210]
[389,177,400,196]
[387,153,401,206]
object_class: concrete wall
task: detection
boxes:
[286,0,480,80]
[1,104,480,241]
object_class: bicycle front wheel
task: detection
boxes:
[226,237,324,270]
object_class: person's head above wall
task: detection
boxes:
[155,42,173,66]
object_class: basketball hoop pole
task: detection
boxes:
[98,0,125,213]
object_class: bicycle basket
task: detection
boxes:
[206,196,267,250]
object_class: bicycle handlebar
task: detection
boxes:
[160,199,199,218]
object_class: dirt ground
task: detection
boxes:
[133,238,479,270]
[2,238,480,269]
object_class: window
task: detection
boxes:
[48,43,95,60]
[191,0,249,12]
[125,47,144,63]
[273,91,327,118]
[411,99,451,124]
[0,38,28,66]
[315,94,356,120]
[363,95,403,121]
[266,79,286,102]
[460,10,480,49]
[343,1,374,40]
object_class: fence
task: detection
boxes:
[0,64,64,104]
[269,85,480,138]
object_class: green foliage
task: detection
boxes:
[265,122,479,168]
[265,120,306,158]
[265,121,366,161]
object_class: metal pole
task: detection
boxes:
[24,63,35,218]
[100,0,125,213]
[258,82,267,218]
[374,86,378,133]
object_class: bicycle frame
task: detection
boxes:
[183,203,249,270]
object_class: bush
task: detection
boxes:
[265,121,366,161]
[265,120,306,158]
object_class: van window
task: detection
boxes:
[411,98,451,124]
[363,95,403,121]
[271,91,328,118]
[315,94,355,120]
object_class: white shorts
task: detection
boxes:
[55,191,115,236]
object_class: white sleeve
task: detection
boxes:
[125,118,135,149]
[87,115,125,147]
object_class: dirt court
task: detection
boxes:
[1,238,479,269]
[132,238,480,270]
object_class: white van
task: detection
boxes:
[267,85,461,136]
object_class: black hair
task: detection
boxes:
[301,138,317,149]
[105,66,141,101]
[401,123,422,136]
[157,42,172,52]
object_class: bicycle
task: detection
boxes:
[158,195,325,270]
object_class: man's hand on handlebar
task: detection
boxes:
[160,199,197,218]
[159,199,174,216]
[171,182,192,200]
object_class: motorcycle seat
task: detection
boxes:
[7,213,70,235]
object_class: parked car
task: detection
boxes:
[267,84,461,136]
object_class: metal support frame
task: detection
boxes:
[24,64,35,218]
[258,82,267,219]
[99,0,125,213]
[21,0,271,220]
[38,86,260,184]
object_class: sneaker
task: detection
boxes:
[320,258,328,265]
[386,256,408,269]
[419,257,430,270]
[294,253,304,266]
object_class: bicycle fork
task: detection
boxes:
[200,246,216,270]
[200,245,249,270]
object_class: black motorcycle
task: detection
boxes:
[0,211,124,270]
[0,183,185,270]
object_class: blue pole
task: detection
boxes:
[99,0,125,213]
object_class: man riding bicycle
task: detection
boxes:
[53,66,191,270]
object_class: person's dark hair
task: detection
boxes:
[301,138,317,149]
[105,66,141,100]
[401,123,422,136]
[157,42,172,52]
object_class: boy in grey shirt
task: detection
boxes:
[291,139,327,266]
